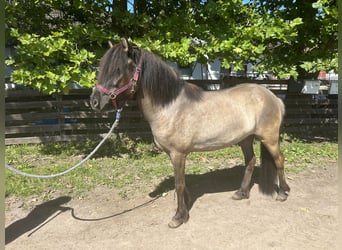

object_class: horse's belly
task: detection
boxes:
[189,119,253,151]
[152,126,243,153]
[191,134,244,151]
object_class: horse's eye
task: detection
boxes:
[114,67,121,75]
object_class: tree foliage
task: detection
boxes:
[6,29,96,94]
[5,0,338,94]
[5,0,118,94]
[253,0,338,78]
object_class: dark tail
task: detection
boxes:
[259,143,277,195]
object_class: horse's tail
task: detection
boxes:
[259,143,277,195]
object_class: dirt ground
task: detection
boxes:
[5,162,338,250]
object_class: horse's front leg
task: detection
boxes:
[168,152,190,228]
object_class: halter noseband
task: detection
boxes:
[96,57,142,110]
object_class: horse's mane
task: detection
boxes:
[99,42,203,106]
[141,50,204,105]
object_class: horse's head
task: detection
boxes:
[90,38,142,112]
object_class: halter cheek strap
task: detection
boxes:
[96,57,142,110]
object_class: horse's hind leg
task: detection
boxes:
[168,152,190,228]
[261,139,290,201]
[233,136,256,200]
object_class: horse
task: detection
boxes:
[90,38,290,228]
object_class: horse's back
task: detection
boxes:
[224,83,284,115]
[182,84,283,150]
[226,83,285,137]
[216,83,285,132]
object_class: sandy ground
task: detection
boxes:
[5,162,337,250]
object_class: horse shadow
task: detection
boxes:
[149,165,261,210]
[5,196,72,245]
[5,166,260,243]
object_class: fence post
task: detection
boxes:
[55,91,64,137]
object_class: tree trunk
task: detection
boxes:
[134,0,147,14]
[112,0,128,36]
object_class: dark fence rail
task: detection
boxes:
[5,80,337,145]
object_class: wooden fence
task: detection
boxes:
[5,80,337,145]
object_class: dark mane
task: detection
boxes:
[139,49,202,106]
[99,42,202,106]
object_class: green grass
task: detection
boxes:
[5,134,337,199]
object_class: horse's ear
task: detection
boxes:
[108,41,113,48]
[121,38,129,52]
[121,37,139,61]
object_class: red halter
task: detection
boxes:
[96,57,142,110]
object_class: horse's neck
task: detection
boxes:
[137,91,180,126]
[137,94,161,123]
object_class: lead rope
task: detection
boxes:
[5,108,123,179]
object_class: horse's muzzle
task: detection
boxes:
[90,89,115,113]
[90,96,99,110]
[90,89,99,110]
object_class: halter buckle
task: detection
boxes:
[110,93,117,100]
[130,81,136,93]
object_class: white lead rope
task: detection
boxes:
[5,109,122,179]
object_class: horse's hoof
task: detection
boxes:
[168,213,189,228]
[232,190,249,200]
[168,218,184,228]
[276,191,289,202]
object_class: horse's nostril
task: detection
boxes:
[92,99,99,108]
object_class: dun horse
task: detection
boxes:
[90,39,290,228]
